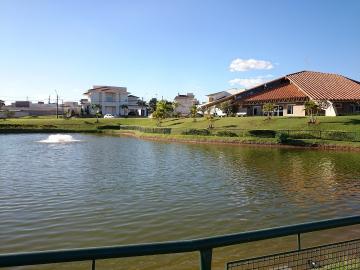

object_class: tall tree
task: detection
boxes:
[148,98,158,113]
[190,105,198,122]
[121,104,129,116]
[0,100,4,110]
[91,104,102,123]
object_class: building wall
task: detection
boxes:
[285,104,305,116]
[244,103,305,116]
[174,93,198,116]
[88,89,129,116]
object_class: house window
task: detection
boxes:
[105,93,115,102]
[287,105,294,115]
[334,103,343,108]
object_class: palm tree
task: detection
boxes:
[121,104,129,117]
[91,104,102,123]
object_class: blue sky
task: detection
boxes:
[0,0,359,103]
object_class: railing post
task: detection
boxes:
[91,259,95,270]
[199,249,212,270]
[297,233,301,251]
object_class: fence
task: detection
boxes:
[0,216,359,270]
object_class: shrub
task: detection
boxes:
[275,132,289,143]
[182,129,211,136]
[216,130,238,137]
[248,130,276,138]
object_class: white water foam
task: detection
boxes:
[38,134,81,143]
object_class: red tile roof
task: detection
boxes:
[243,83,308,103]
[287,71,360,101]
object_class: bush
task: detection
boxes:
[216,130,238,137]
[275,132,289,143]
[248,129,276,138]
[182,129,211,136]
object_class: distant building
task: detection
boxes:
[200,88,244,115]
[1,101,71,117]
[82,85,147,117]
[83,85,129,116]
[174,93,199,116]
[206,88,244,103]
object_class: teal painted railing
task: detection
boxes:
[0,216,359,270]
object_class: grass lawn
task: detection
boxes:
[2,115,360,132]
[3,115,360,149]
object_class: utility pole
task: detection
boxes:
[55,90,59,119]
[62,99,64,117]
[141,97,144,117]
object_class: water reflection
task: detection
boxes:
[1,134,360,270]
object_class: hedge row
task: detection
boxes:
[181,128,360,142]
[119,125,172,134]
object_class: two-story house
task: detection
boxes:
[83,85,129,116]
[173,93,199,116]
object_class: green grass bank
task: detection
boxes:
[3,115,360,149]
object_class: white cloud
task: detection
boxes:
[229,75,273,88]
[229,58,274,72]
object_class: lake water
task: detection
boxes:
[1,134,360,269]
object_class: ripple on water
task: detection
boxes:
[1,134,360,269]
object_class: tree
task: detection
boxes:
[172,101,179,117]
[218,101,232,116]
[190,105,198,122]
[2,109,15,120]
[121,104,129,117]
[206,108,215,129]
[152,100,170,126]
[263,103,275,119]
[91,104,102,123]
[304,100,320,124]
[0,100,4,110]
[148,98,157,113]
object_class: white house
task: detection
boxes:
[83,85,129,116]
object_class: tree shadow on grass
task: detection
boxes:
[344,119,360,125]
[168,122,184,126]
[222,124,237,128]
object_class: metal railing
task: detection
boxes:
[0,216,359,270]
